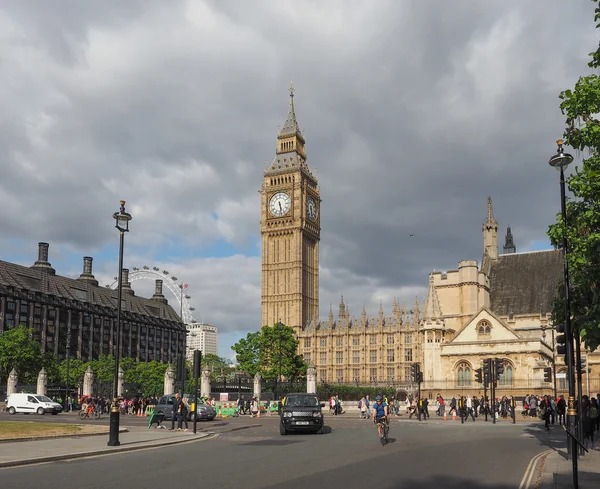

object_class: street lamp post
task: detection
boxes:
[65,324,71,411]
[548,140,578,486]
[108,200,132,447]
[275,321,283,400]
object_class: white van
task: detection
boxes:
[6,393,63,415]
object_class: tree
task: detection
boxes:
[127,361,168,397]
[259,323,307,381]
[548,0,600,351]
[231,331,261,377]
[0,326,44,383]
[202,354,234,381]
[231,324,307,381]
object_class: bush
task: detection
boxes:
[317,385,397,402]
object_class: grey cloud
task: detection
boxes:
[0,0,595,351]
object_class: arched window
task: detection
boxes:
[477,320,492,339]
[456,361,471,386]
[498,361,513,385]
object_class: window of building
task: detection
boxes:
[336,351,344,364]
[304,338,311,348]
[319,352,327,365]
[336,337,344,347]
[352,337,360,346]
[19,301,28,315]
[369,367,377,383]
[352,369,360,382]
[457,361,472,386]
[387,367,395,381]
[352,350,360,364]
[370,336,377,345]
[477,320,492,338]
[319,369,327,382]
[369,350,377,363]
[498,362,513,385]
[404,348,412,362]
[405,333,412,344]
[335,369,344,383]
[387,334,394,345]
[404,366,412,380]
[387,349,395,362]
[557,370,567,391]
[320,338,327,347]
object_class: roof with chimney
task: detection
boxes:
[489,249,563,317]
[0,245,183,325]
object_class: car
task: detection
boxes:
[280,393,325,435]
[6,393,63,415]
[154,394,216,421]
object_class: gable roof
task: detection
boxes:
[450,306,520,343]
[489,249,563,317]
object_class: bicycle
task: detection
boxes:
[375,417,389,446]
[79,404,101,420]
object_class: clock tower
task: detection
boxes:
[260,84,320,333]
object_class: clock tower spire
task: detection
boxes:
[260,84,320,333]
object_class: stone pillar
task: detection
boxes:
[201,367,211,397]
[83,366,94,396]
[164,365,175,395]
[117,365,124,397]
[253,372,262,400]
[7,368,18,397]
[37,368,48,396]
[306,362,317,394]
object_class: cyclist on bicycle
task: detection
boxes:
[372,395,388,438]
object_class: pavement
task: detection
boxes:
[537,446,600,489]
[0,426,214,468]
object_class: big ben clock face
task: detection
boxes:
[306,195,318,221]
[269,192,291,217]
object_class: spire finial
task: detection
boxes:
[289,81,295,98]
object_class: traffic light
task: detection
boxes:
[475,368,483,384]
[483,358,491,386]
[543,367,552,383]
[555,323,568,365]
[579,358,587,375]
[417,372,423,383]
[495,358,504,380]
[411,363,419,383]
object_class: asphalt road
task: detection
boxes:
[0,411,177,427]
[1,416,555,489]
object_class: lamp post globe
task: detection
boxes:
[108,200,132,447]
[548,139,574,171]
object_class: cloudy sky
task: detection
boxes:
[0,0,595,358]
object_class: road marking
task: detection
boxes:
[518,450,552,489]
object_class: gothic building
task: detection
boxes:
[0,242,186,364]
[260,87,599,397]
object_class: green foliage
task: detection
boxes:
[55,358,87,387]
[126,361,168,397]
[549,0,600,351]
[202,354,234,381]
[231,331,261,377]
[231,324,307,381]
[317,385,397,402]
[259,323,307,381]
[0,326,45,383]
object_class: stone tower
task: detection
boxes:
[260,84,320,332]
[503,226,516,254]
[482,196,499,261]
[420,273,445,385]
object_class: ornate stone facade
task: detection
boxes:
[259,88,599,396]
[260,84,320,331]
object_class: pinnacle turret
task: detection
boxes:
[503,226,516,254]
[422,274,443,321]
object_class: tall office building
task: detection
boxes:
[186,323,218,359]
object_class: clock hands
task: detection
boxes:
[279,202,283,212]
